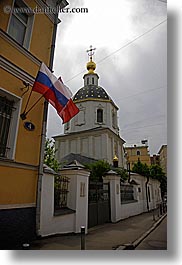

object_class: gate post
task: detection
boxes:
[103,170,121,222]
[59,161,90,234]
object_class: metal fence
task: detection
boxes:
[54,175,69,210]
[120,184,135,204]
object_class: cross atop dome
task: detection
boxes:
[86,45,96,61]
[86,45,96,74]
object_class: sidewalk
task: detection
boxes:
[30,211,166,250]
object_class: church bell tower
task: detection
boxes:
[64,46,119,135]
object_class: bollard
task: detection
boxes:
[22,243,30,250]
[81,226,86,250]
[159,203,163,215]
[152,208,155,221]
[158,204,160,217]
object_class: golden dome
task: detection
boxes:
[87,59,96,73]
[113,154,119,161]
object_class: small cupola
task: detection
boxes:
[113,154,119,168]
[83,45,99,86]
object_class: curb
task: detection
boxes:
[116,213,167,250]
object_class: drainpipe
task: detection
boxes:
[35,1,69,236]
[127,162,131,183]
[145,175,149,212]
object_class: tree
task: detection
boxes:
[149,164,167,198]
[132,161,167,199]
[44,138,61,172]
[132,160,150,177]
[114,167,129,182]
[85,160,128,183]
[85,160,111,182]
[132,161,151,211]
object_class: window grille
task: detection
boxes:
[120,184,134,203]
[0,96,15,158]
[54,175,69,210]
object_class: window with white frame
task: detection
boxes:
[0,88,21,159]
[8,0,34,49]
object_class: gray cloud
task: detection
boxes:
[48,0,167,155]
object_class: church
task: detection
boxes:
[54,47,126,167]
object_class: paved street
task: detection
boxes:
[135,216,167,250]
[30,212,166,250]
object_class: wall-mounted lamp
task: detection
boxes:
[20,81,30,97]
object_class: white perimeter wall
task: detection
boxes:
[104,173,161,222]
[39,168,89,237]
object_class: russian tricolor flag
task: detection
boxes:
[32,62,79,123]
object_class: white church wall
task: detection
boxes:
[88,136,94,158]
[76,137,81,153]
[39,167,89,237]
[104,172,161,223]
[101,134,108,160]
[120,201,144,220]
[39,172,75,236]
[60,168,90,234]
[55,128,125,168]
[93,135,102,159]
[70,140,77,153]
[66,100,119,135]
[81,137,88,155]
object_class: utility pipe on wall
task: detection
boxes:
[36,0,69,236]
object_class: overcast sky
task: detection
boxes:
[47,0,167,155]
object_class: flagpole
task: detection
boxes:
[35,6,60,236]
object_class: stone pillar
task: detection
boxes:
[40,163,90,236]
[103,170,121,222]
[60,162,90,233]
[101,133,108,160]
[88,136,93,158]
[40,165,57,236]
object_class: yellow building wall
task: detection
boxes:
[0,0,53,66]
[159,146,167,175]
[0,166,37,205]
[24,0,53,65]
[0,0,55,206]
[125,147,151,169]
[0,0,12,31]
[0,68,44,166]
[0,36,40,76]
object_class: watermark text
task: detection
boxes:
[3,5,88,15]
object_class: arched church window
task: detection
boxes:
[87,77,89,85]
[92,77,94,85]
[137,150,141,156]
[97,109,103,123]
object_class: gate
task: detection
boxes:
[88,181,110,228]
